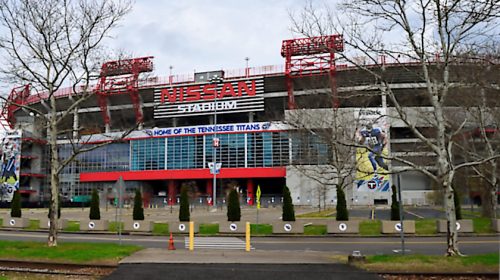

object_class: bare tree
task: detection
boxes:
[290,0,500,255]
[288,110,357,211]
[457,59,500,219]
[0,0,132,246]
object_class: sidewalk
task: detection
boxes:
[120,248,341,264]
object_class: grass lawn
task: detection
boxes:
[199,223,219,235]
[415,219,437,235]
[359,253,499,273]
[152,223,169,235]
[359,220,381,236]
[64,221,80,232]
[109,221,124,232]
[296,208,336,218]
[473,218,493,233]
[251,224,272,235]
[0,240,141,265]
[304,224,327,235]
[26,219,40,230]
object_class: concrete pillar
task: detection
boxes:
[206,180,213,206]
[168,180,176,205]
[247,179,254,206]
[73,110,79,139]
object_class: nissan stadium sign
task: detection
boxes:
[154,77,264,118]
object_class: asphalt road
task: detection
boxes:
[0,231,497,255]
[105,263,382,280]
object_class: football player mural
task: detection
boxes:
[355,109,390,192]
[0,131,21,202]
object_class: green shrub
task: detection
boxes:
[227,189,241,221]
[133,189,144,221]
[391,185,400,221]
[336,187,348,221]
[10,191,21,218]
[282,186,295,221]
[179,186,190,222]
[89,189,100,220]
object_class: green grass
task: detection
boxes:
[304,224,327,235]
[251,224,272,235]
[64,221,80,232]
[0,240,141,265]
[26,219,40,230]
[415,219,437,235]
[199,223,219,235]
[152,223,169,236]
[109,221,124,232]
[461,209,482,218]
[473,218,493,233]
[359,220,381,236]
[361,253,499,273]
[297,208,336,218]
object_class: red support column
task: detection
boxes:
[247,179,254,206]
[206,179,213,206]
[168,180,176,205]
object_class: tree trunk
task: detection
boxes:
[48,94,59,247]
[444,180,460,256]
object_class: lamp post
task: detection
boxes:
[209,75,223,210]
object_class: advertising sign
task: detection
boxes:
[354,108,390,192]
[0,130,21,201]
[154,77,264,118]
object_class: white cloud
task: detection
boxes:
[107,0,303,76]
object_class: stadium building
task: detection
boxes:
[1,35,497,207]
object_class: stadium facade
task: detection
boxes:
[1,35,497,207]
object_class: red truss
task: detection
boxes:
[95,56,154,125]
[281,35,344,109]
[1,85,31,129]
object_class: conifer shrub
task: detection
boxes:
[227,189,241,222]
[390,185,400,221]
[336,187,349,221]
[89,188,100,220]
[133,189,144,221]
[10,191,21,218]
[282,186,295,221]
[179,186,190,222]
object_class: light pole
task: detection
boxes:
[209,75,223,210]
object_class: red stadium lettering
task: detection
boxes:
[202,84,216,100]
[185,85,201,101]
[220,83,236,98]
[237,80,256,96]
[160,80,258,104]
[160,88,178,103]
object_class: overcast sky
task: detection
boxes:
[107,0,306,77]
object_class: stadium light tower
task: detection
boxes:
[209,75,223,210]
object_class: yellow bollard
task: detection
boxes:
[245,222,251,252]
[189,221,194,251]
